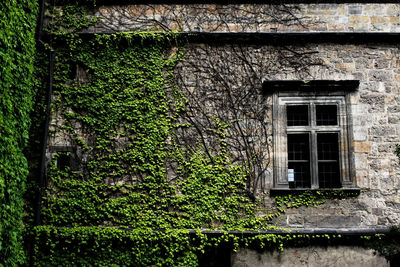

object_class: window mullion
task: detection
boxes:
[310,103,319,189]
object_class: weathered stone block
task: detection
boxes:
[354,141,371,153]
[288,215,304,226]
[349,15,369,24]
[388,115,400,124]
[369,126,396,137]
[354,153,369,170]
[348,6,363,15]
[304,215,361,228]
[370,16,389,25]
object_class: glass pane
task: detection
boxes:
[288,134,310,161]
[288,134,310,188]
[287,105,309,126]
[317,133,339,160]
[288,162,311,188]
[316,105,337,126]
[317,133,340,188]
[318,162,340,188]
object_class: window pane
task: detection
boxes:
[288,162,311,188]
[288,134,310,160]
[287,105,309,126]
[318,162,340,188]
[288,134,310,188]
[317,133,339,160]
[316,105,337,126]
[317,133,340,188]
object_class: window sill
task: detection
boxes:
[270,187,361,197]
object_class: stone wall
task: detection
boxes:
[47,2,400,230]
[82,4,400,33]
[231,246,389,267]
[45,3,400,265]
[175,42,400,229]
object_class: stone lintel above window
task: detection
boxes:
[263,80,359,94]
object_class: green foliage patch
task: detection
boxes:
[33,226,198,266]
[0,0,38,265]
[40,30,269,229]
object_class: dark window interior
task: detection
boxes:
[288,133,311,188]
[316,104,337,126]
[57,153,72,171]
[317,133,340,188]
[287,105,309,126]
[198,243,231,267]
[68,62,77,80]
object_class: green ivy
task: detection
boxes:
[45,4,98,35]
[0,0,39,265]
[364,227,400,262]
[33,226,198,266]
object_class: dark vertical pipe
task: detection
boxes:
[34,50,55,227]
[34,0,56,227]
[30,1,52,265]
[36,0,45,41]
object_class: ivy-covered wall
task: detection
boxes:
[35,30,269,266]
[29,4,349,265]
[0,0,38,265]
[31,2,400,266]
[0,1,397,266]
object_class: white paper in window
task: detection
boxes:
[288,169,294,182]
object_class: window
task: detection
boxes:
[265,80,358,190]
[286,101,342,188]
[56,152,73,171]
[48,146,78,171]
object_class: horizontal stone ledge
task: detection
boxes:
[184,32,400,44]
[269,187,361,196]
[33,225,392,236]
[185,227,390,235]
[262,80,360,93]
[57,1,400,5]
[53,32,400,45]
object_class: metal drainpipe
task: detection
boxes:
[34,50,55,227]
[36,0,45,41]
[34,0,55,227]
[30,1,55,265]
